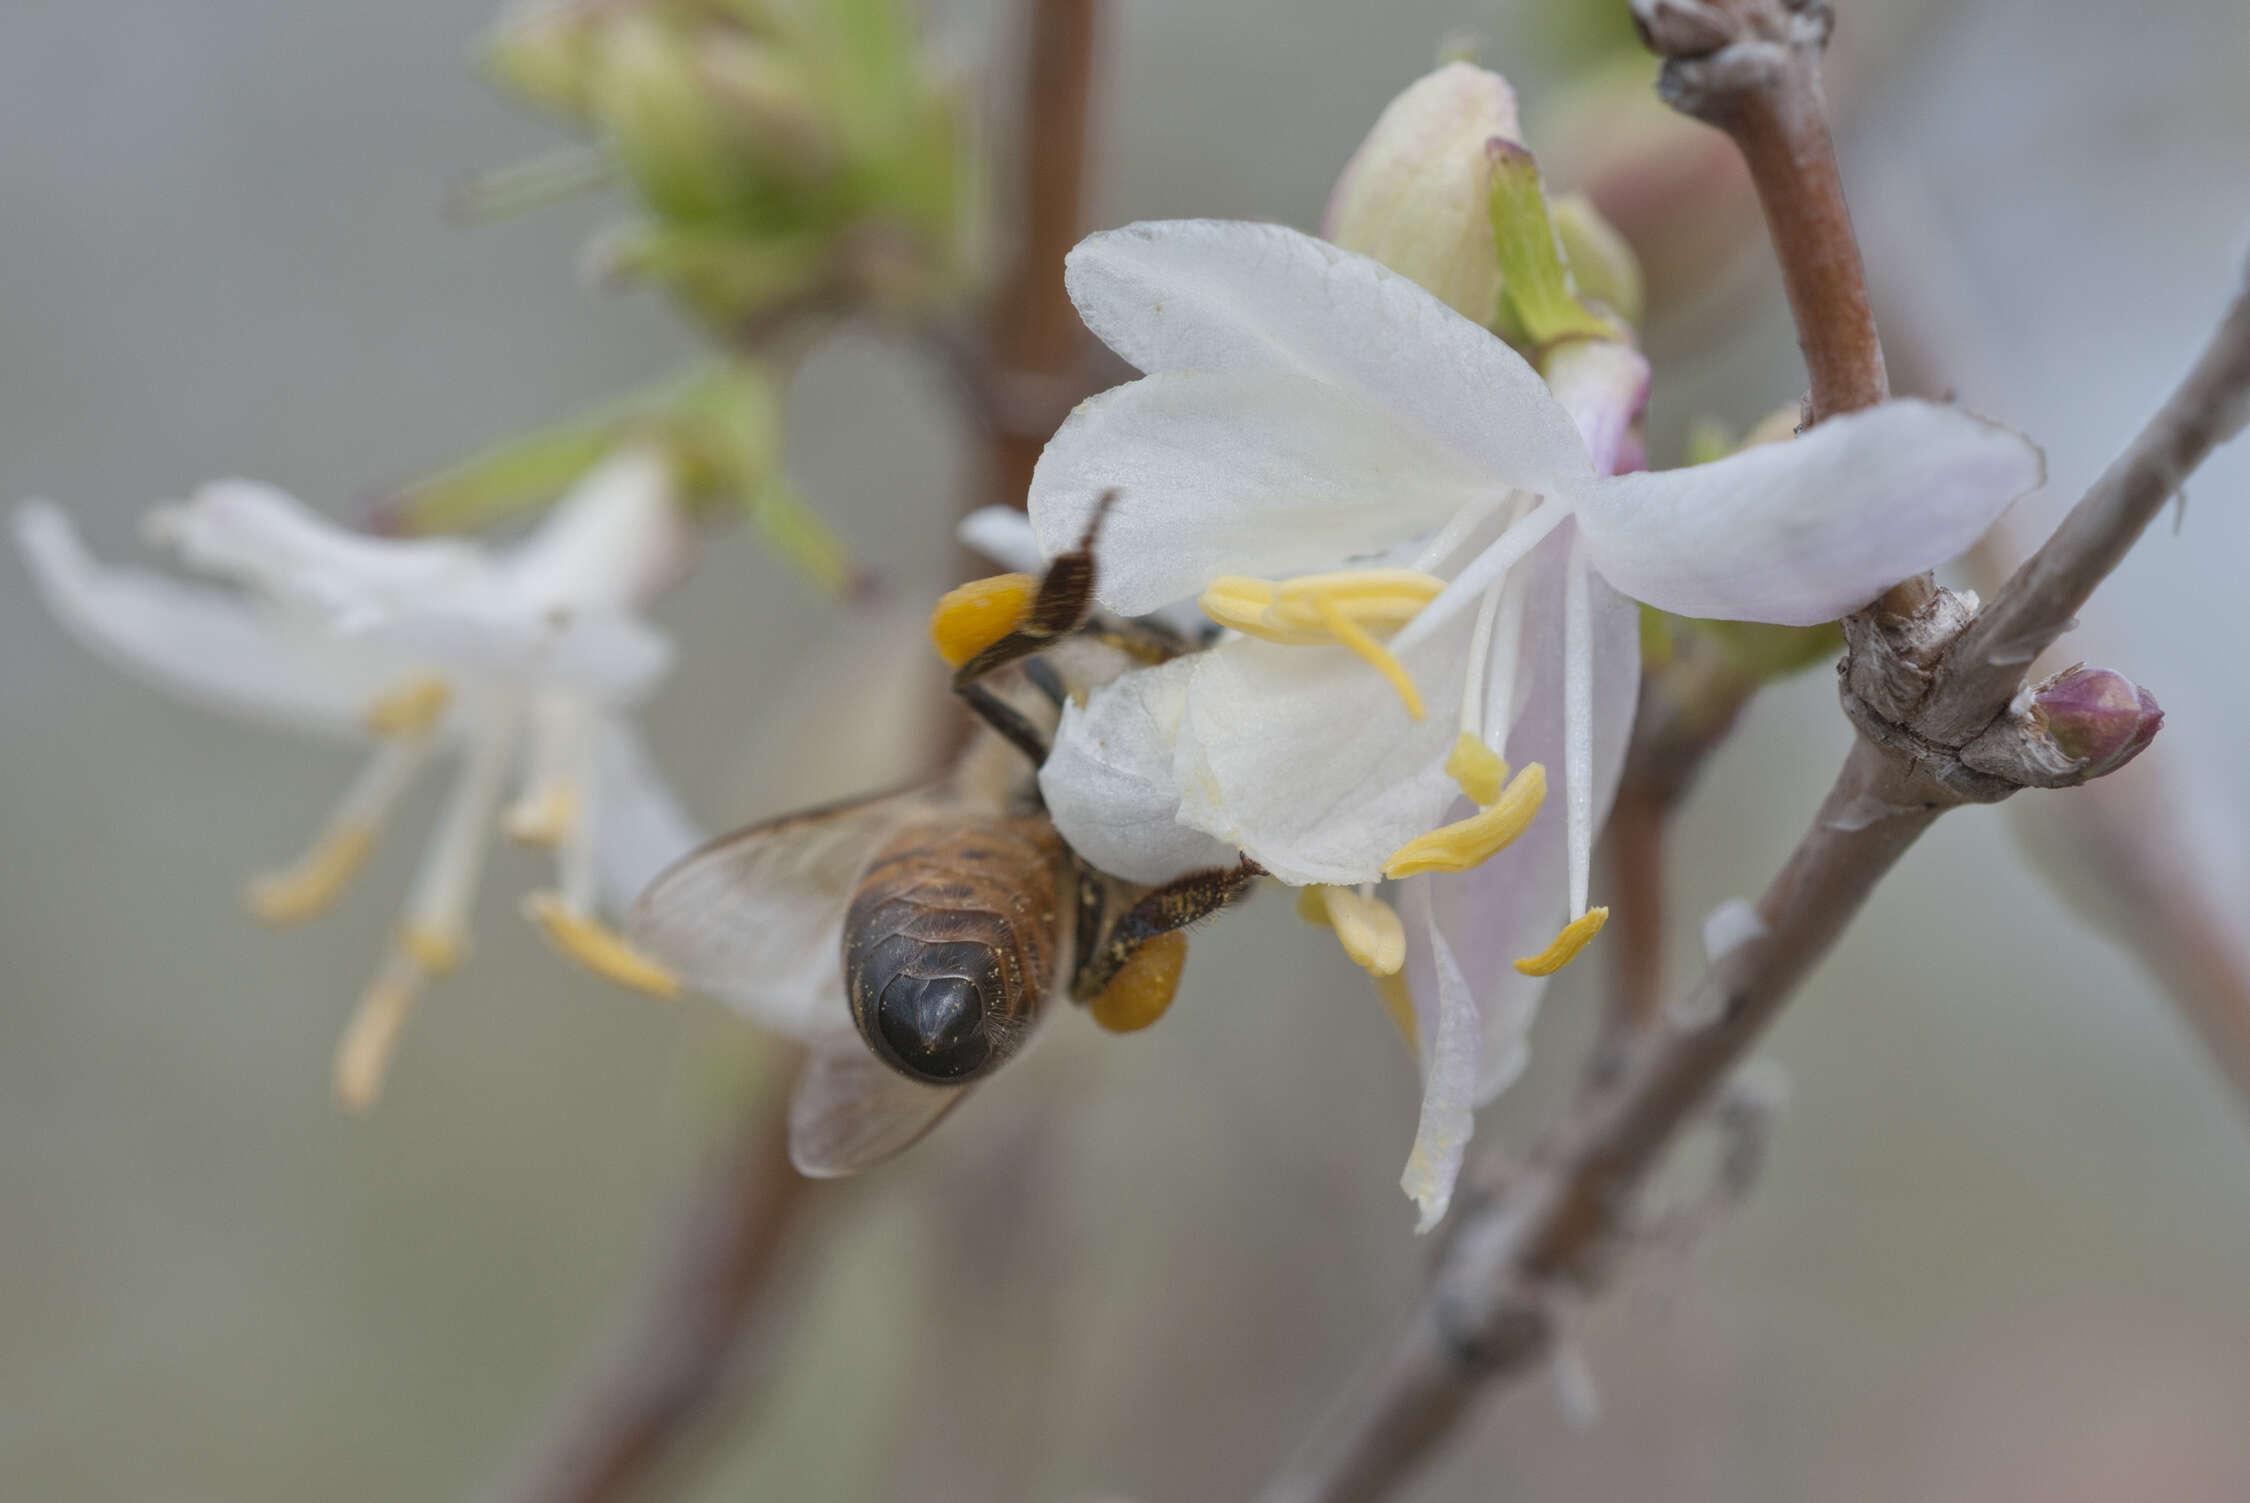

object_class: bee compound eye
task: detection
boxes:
[875,972,994,1082]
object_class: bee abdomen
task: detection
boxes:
[843,817,1065,1083]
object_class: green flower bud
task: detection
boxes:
[482,0,603,123]
[1324,62,1525,325]
[594,13,762,221]
[1549,191,1644,326]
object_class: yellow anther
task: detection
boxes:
[363,675,452,738]
[1446,733,1509,808]
[930,572,1036,668]
[334,970,418,1112]
[1089,931,1188,1033]
[503,782,580,848]
[1513,907,1610,977]
[1307,593,1424,719]
[1199,570,1444,718]
[1303,885,1405,976]
[524,891,681,999]
[397,924,468,978]
[244,822,376,925]
[1373,970,1421,1057]
[1384,763,1548,878]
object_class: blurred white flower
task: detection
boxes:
[1022,219,2045,1226]
[16,448,704,1108]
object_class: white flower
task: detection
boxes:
[15,448,707,1108]
[1017,219,2044,1226]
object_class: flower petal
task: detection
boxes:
[151,478,484,611]
[349,604,673,704]
[16,499,390,737]
[958,504,1044,574]
[496,447,691,614]
[1039,657,1240,884]
[1573,400,2043,626]
[589,717,707,917]
[1399,879,1481,1233]
[1030,368,1495,614]
[1406,526,1640,1097]
[1064,220,1594,499]
[1172,619,1473,887]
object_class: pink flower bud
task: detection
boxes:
[2033,666,2163,776]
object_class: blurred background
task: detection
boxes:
[5,0,2250,1499]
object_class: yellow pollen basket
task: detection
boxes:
[244,822,377,925]
[1514,907,1609,977]
[363,675,452,738]
[1089,931,1188,1033]
[1199,569,1445,720]
[524,891,681,999]
[930,573,1036,668]
[1385,762,1548,878]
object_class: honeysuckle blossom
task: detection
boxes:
[15,448,706,1108]
[1015,219,2044,1225]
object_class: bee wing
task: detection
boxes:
[627,784,947,1035]
[788,1033,971,1178]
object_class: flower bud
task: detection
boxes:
[2032,666,2164,776]
[1324,62,1523,324]
[483,0,604,122]
[594,13,762,220]
[1549,191,1644,326]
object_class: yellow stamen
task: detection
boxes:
[1373,970,1420,1057]
[398,924,467,978]
[1512,907,1610,977]
[363,674,452,738]
[1199,570,1445,718]
[334,967,418,1112]
[1308,594,1424,719]
[1445,733,1509,808]
[244,822,376,925]
[503,781,580,848]
[930,572,1036,668]
[1385,763,1548,878]
[1088,931,1187,1034]
[524,891,680,999]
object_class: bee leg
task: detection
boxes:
[1071,857,1264,1001]
[957,679,1051,766]
[950,490,1118,689]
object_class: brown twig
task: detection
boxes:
[483,1051,810,1503]
[984,0,1104,513]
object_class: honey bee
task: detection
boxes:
[627,500,1259,1177]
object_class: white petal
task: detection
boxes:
[151,478,483,609]
[957,505,1044,574]
[1038,657,1239,884]
[1030,368,1495,615]
[588,718,708,918]
[362,607,671,705]
[1065,221,1594,498]
[1400,880,1482,1233]
[1172,622,1473,887]
[496,447,691,614]
[1573,400,2043,625]
[1407,526,1640,1097]
[15,499,389,737]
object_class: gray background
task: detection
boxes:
[5,0,2249,1498]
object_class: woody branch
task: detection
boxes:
[1252,2,2250,1499]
